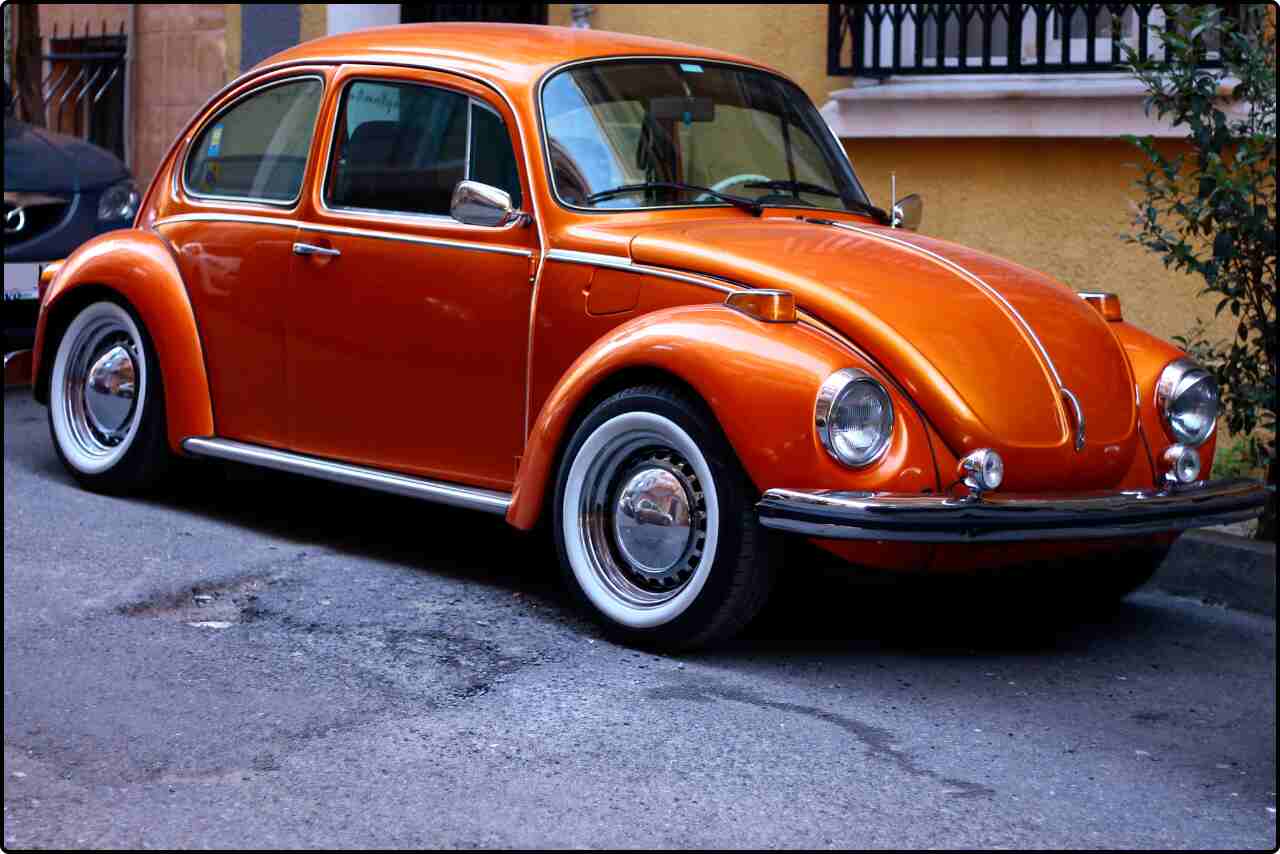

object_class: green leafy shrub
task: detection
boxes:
[1125,5,1276,540]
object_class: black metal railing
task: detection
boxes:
[828,4,1245,78]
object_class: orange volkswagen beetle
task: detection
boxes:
[31,24,1267,647]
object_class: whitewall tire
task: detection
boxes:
[47,299,171,493]
[552,385,775,649]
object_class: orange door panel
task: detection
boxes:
[288,64,538,491]
[286,232,532,488]
[159,218,297,447]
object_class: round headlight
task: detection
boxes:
[816,369,894,467]
[1155,359,1218,447]
[98,179,140,223]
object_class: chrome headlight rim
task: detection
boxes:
[816,368,895,469]
[97,179,140,223]
[1155,358,1218,447]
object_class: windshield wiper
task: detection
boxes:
[586,182,763,217]
[743,179,891,225]
[742,179,842,198]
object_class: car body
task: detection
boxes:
[4,84,140,355]
[29,24,1268,647]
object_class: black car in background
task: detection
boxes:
[4,83,139,354]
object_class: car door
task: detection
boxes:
[288,66,537,490]
[160,73,327,448]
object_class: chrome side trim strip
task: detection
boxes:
[153,214,531,257]
[544,248,735,294]
[155,213,299,229]
[757,478,1270,543]
[297,221,532,257]
[182,437,512,515]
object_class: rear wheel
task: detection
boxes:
[553,385,775,649]
[48,299,171,493]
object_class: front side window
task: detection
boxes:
[185,77,323,203]
[541,60,871,213]
[326,79,522,216]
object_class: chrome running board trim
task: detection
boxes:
[181,438,512,515]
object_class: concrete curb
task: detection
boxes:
[1153,530,1276,617]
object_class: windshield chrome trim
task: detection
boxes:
[534,55,872,217]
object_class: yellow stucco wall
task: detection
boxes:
[548,4,841,105]
[846,138,1224,344]
[224,3,240,83]
[299,4,326,44]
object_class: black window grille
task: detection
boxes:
[828,3,1249,78]
[40,22,128,160]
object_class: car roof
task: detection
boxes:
[257,23,775,93]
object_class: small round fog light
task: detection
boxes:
[1162,445,1202,486]
[959,448,1004,494]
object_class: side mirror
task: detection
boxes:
[891,193,923,231]
[450,180,525,227]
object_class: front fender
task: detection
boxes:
[507,304,939,530]
[1110,321,1217,478]
[34,229,214,451]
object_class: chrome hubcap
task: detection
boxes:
[60,317,142,458]
[84,345,137,439]
[580,441,708,607]
[612,467,693,575]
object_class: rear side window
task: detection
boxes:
[184,78,323,203]
[326,79,522,216]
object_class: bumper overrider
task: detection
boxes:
[757,478,1270,543]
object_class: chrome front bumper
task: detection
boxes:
[757,478,1270,543]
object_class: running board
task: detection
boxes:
[181,438,512,515]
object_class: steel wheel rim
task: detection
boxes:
[578,434,709,608]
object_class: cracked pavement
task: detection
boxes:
[3,389,1276,848]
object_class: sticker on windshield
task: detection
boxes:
[207,124,223,157]
[679,63,704,74]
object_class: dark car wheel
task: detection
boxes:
[552,384,776,650]
[47,298,171,493]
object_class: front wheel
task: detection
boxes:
[552,385,775,649]
[47,298,172,493]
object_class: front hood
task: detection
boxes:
[629,218,1139,490]
[4,119,128,192]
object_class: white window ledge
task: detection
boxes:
[820,72,1241,139]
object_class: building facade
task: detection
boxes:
[16,3,1266,344]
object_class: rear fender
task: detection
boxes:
[34,229,213,451]
[507,304,938,530]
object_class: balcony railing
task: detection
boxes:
[828,3,1246,78]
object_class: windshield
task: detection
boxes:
[541,60,871,213]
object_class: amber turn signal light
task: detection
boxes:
[1079,291,1123,322]
[725,289,797,323]
[38,260,64,301]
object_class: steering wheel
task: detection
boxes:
[696,173,770,202]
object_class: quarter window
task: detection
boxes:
[185,78,323,203]
[326,79,522,216]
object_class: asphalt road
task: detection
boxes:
[4,388,1276,849]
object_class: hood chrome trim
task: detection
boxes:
[819,220,1085,451]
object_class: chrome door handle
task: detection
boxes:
[292,242,341,258]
